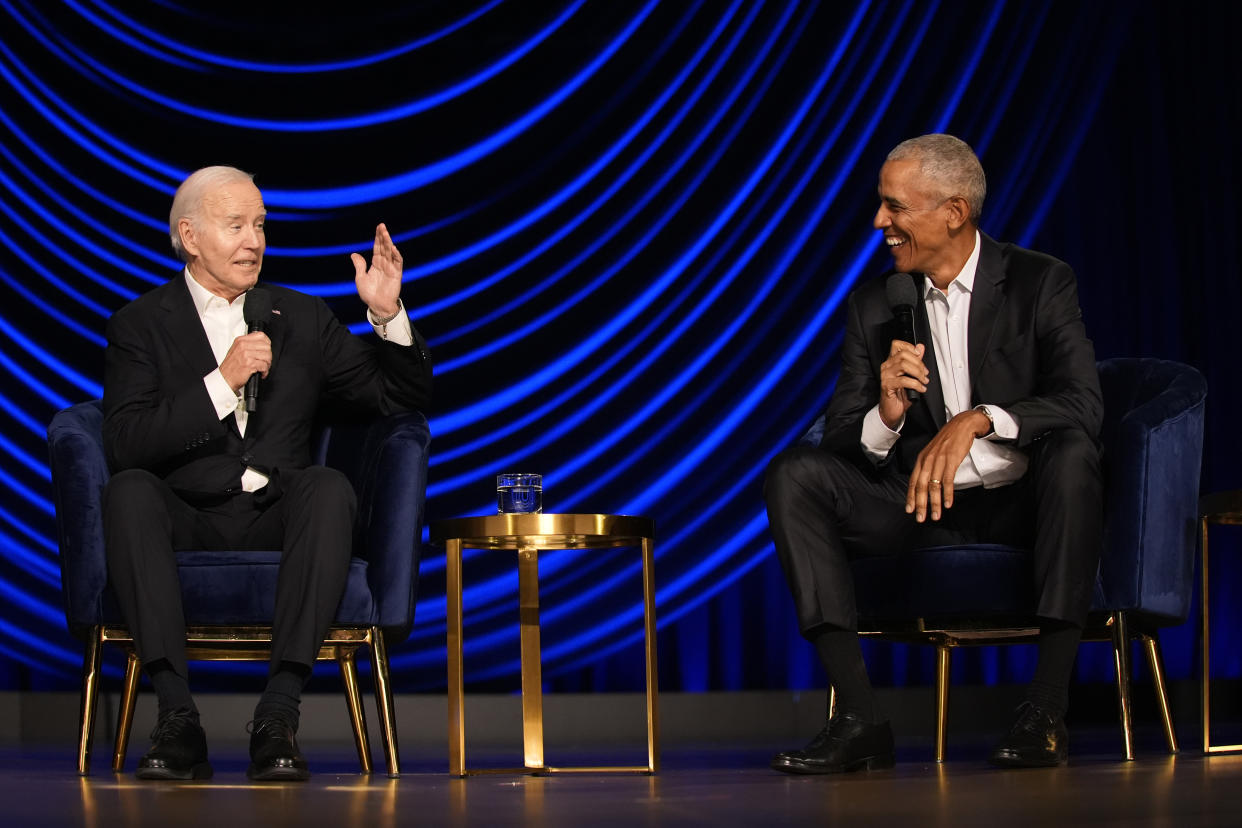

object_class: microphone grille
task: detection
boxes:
[885,273,918,309]
[243,288,272,325]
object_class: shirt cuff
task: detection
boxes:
[204,369,242,421]
[861,405,902,461]
[975,404,1019,441]
[368,300,413,345]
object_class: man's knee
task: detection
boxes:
[104,468,168,515]
[764,445,825,503]
[1031,428,1101,502]
[764,444,861,512]
[285,466,357,518]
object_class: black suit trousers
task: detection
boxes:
[103,465,356,680]
[764,428,1102,636]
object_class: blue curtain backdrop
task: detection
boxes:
[0,0,1238,695]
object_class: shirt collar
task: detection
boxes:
[184,267,244,316]
[923,229,982,299]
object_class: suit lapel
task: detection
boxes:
[967,233,1006,386]
[265,289,287,369]
[158,276,219,379]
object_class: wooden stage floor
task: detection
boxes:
[6,735,1240,827]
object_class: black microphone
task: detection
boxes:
[884,273,921,401]
[242,288,271,413]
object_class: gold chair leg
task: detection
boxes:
[935,645,951,763]
[1110,612,1136,760]
[369,626,400,778]
[337,645,373,774]
[112,650,141,772]
[78,626,104,776]
[827,686,836,720]
[1142,633,1178,753]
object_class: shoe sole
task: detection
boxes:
[989,752,1066,769]
[770,753,896,774]
[135,762,213,781]
[247,763,310,782]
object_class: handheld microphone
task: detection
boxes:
[884,273,921,401]
[242,288,272,413]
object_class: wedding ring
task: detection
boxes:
[930,479,941,485]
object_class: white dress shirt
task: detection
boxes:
[184,269,414,492]
[859,231,1028,489]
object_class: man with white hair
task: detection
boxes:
[765,134,1102,772]
[102,166,432,781]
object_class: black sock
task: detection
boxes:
[146,659,197,719]
[1025,620,1083,717]
[813,627,877,723]
[254,661,310,729]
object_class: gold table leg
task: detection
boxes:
[1201,517,1242,753]
[641,536,660,773]
[518,545,545,770]
[446,538,466,776]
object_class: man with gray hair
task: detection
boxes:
[765,134,1102,772]
[102,166,432,781]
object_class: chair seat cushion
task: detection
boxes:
[100,551,376,627]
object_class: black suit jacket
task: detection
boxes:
[103,275,433,500]
[820,233,1102,476]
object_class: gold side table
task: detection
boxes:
[429,513,659,776]
[1200,490,1242,754]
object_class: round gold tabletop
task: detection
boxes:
[429,513,655,550]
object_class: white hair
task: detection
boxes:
[887,134,986,222]
[168,166,256,262]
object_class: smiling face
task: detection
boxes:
[873,158,970,284]
[179,179,266,301]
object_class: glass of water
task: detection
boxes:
[496,473,543,514]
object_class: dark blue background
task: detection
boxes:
[1,0,1238,696]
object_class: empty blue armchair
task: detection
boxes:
[47,400,430,777]
[801,358,1206,760]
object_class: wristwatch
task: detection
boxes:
[973,404,996,437]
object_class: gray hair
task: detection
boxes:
[887,134,986,222]
[168,166,256,262]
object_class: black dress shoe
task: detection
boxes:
[247,716,310,781]
[989,702,1068,767]
[770,712,895,774]
[135,708,212,780]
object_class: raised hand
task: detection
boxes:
[352,223,403,319]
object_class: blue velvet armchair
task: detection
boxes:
[47,400,431,777]
[801,358,1206,760]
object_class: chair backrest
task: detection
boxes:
[47,400,431,636]
[1095,358,1206,623]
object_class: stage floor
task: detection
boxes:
[7,735,1241,827]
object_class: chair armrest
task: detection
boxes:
[47,401,109,633]
[319,411,431,633]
